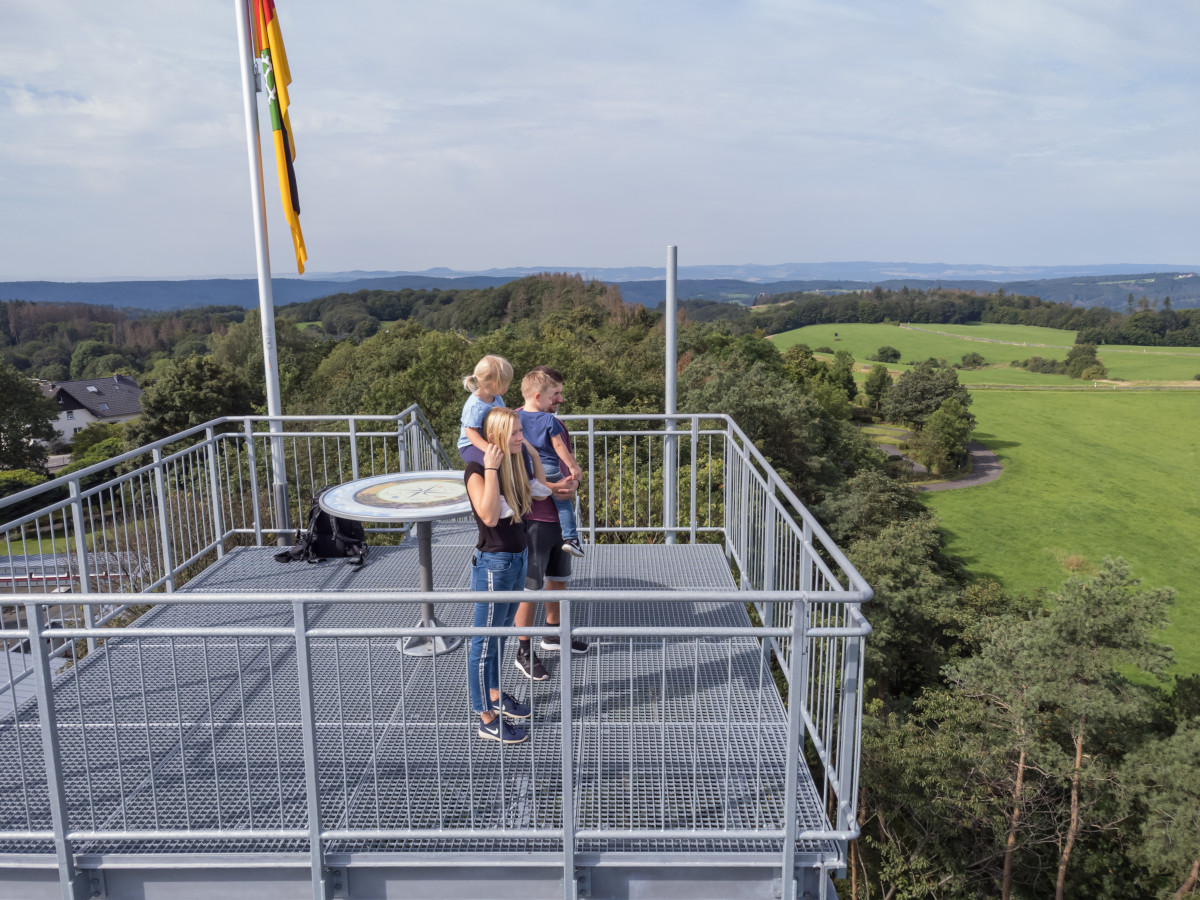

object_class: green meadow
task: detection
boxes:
[772,322,1200,673]
[771,321,1200,384]
[930,391,1200,674]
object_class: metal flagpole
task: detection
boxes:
[234,0,291,540]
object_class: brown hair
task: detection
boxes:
[482,407,531,522]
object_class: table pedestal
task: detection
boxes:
[399,521,463,657]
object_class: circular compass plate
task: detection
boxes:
[319,471,472,522]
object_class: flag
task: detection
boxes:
[254,0,307,273]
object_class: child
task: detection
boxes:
[458,355,513,464]
[518,370,585,557]
[459,355,552,500]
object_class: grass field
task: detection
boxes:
[769,322,1200,673]
[923,390,1200,674]
[771,322,1200,384]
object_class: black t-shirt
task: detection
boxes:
[464,460,529,553]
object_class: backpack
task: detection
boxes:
[274,486,368,567]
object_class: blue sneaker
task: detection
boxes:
[478,715,528,744]
[490,692,531,720]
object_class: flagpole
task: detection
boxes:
[234,0,291,539]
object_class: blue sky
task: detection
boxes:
[1,0,1197,280]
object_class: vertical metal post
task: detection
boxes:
[27,603,88,900]
[234,0,291,543]
[837,629,862,841]
[244,419,264,546]
[689,417,699,542]
[586,417,596,544]
[663,245,678,544]
[780,595,808,900]
[67,480,96,653]
[205,427,227,559]
[395,414,408,474]
[558,596,576,900]
[151,448,175,592]
[348,419,360,481]
[292,601,329,900]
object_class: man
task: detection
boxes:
[513,367,588,681]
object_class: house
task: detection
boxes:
[43,374,143,445]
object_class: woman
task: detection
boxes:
[465,407,535,744]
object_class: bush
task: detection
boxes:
[960,352,985,368]
[815,346,834,354]
[870,346,901,363]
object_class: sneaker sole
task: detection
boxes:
[539,640,588,655]
[477,726,528,744]
[514,658,550,681]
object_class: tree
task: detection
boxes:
[1029,559,1173,899]
[910,397,974,474]
[883,361,974,431]
[0,359,58,472]
[862,363,892,412]
[1122,723,1200,898]
[870,345,901,363]
[125,356,255,446]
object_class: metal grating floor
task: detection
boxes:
[0,526,834,864]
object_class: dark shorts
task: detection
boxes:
[524,520,572,590]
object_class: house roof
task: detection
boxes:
[48,375,143,419]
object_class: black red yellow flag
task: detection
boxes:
[254,0,307,273]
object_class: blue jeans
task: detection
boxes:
[467,549,528,714]
[542,462,579,540]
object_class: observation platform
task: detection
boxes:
[0,411,867,900]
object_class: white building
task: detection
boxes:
[43,375,143,445]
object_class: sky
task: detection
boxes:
[1,0,1197,281]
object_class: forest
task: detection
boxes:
[2,274,1198,898]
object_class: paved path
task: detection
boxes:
[916,441,1002,492]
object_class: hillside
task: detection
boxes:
[5,269,1200,312]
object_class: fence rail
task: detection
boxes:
[1,411,869,900]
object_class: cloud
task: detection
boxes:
[0,0,1197,278]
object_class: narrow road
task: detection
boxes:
[915,442,1001,492]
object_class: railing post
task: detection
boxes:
[204,427,226,559]
[395,414,408,474]
[348,418,360,481]
[837,628,863,842]
[740,439,752,591]
[27,602,89,900]
[780,594,808,900]
[663,417,676,546]
[66,480,96,653]
[151,447,175,592]
[558,597,576,900]
[689,416,698,543]
[586,417,596,545]
[244,419,264,546]
[292,600,329,900]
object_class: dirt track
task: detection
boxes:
[915,442,1001,492]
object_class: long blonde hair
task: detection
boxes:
[463,355,513,395]
[482,407,531,522]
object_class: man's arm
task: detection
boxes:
[545,473,577,499]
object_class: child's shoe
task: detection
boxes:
[562,538,585,558]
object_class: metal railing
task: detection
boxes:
[0,411,870,900]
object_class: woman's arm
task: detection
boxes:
[465,444,505,526]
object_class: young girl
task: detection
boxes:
[465,407,535,744]
[458,355,513,464]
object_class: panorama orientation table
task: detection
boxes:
[319,470,473,656]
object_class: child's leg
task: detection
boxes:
[553,497,578,540]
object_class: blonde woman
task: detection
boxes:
[465,407,536,743]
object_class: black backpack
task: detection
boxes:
[274,486,368,567]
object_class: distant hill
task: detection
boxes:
[3,267,1198,312]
